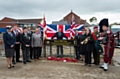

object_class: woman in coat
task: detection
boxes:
[3,26,16,69]
[81,28,94,67]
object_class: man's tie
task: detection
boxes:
[15,30,18,36]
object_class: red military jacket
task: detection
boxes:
[92,32,98,41]
[103,30,115,52]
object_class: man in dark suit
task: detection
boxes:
[27,26,33,60]
[74,29,80,60]
[20,27,31,64]
[12,25,22,64]
[52,28,67,57]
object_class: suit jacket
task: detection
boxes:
[20,32,31,49]
[31,33,42,47]
[3,32,16,49]
[52,32,67,40]
[12,30,21,42]
[74,34,80,46]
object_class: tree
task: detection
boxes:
[89,17,97,24]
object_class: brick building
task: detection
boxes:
[52,10,88,25]
[0,17,42,28]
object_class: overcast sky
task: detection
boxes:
[0,0,120,24]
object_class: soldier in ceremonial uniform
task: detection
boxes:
[98,18,115,71]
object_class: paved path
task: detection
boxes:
[0,57,120,79]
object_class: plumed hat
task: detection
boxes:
[99,18,109,32]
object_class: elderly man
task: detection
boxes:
[31,28,42,60]
[20,27,31,64]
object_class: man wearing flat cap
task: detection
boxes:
[98,18,115,71]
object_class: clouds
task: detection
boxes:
[0,0,120,23]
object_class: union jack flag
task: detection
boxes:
[45,24,84,39]
[45,24,71,39]
[38,15,46,40]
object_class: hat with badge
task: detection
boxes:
[6,25,12,29]
[93,26,98,29]
[99,18,109,32]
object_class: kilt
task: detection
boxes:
[5,49,14,58]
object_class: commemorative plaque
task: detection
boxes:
[44,39,77,46]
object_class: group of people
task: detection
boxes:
[74,18,115,71]
[3,25,43,69]
[3,18,115,71]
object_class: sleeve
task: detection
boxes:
[52,32,57,39]
[3,33,12,46]
[20,34,26,46]
[88,35,94,43]
[40,37,43,46]
[13,34,16,45]
[31,34,34,47]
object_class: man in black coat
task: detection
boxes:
[20,27,31,64]
[27,26,33,60]
[52,28,67,57]
[12,25,22,64]
[74,29,80,60]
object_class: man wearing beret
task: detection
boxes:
[91,26,100,65]
[98,18,115,71]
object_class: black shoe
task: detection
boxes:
[12,62,16,64]
[100,66,104,69]
[16,60,22,62]
[23,62,26,64]
[104,69,108,71]
[27,60,31,62]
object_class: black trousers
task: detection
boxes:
[85,51,91,64]
[30,46,34,59]
[93,46,100,64]
[12,44,20,62]
[56,45,63,57]
[22,48,30,62]
[33,47,42,59]
[74,46,80,60]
